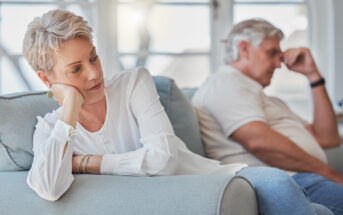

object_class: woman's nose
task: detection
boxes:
[87,65,100,80]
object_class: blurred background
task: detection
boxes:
[0,0,342,122]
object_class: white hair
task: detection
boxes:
[22,9,93,72]
[224,19,284,64]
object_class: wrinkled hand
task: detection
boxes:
[51,84,84,107]
[283,48,321,81]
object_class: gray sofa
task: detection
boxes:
[0,76,258,215]
[1,76,342,215]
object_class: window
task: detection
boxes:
[117,0,212,88]
[0,0,316,117]
[0,0,98,94]
[0,0,212,94]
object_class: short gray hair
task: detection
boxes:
[224,19,284,64]
[23,9,93,72]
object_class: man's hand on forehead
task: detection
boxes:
[283,48,306,66]
[282,47,319,77]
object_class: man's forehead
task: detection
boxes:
[259,38,281,50]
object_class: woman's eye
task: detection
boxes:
[90,55,98,63]
[71,66,81,73]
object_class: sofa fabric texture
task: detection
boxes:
[0,171,259,215]
[0,76,259,215]
[0,92,59,171]
[0,77,203,171]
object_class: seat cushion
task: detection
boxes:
[0,76,203,171]
[325,145,343,174]
[181,88,198,101]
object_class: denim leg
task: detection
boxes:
[292,173,343,215]
[237,167,332,215]
[312,203,335,215]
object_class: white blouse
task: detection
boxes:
[27,67,247,201]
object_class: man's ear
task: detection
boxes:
[237,40,249,60]
[37,70,51,88]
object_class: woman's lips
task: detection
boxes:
[88,81,103,91]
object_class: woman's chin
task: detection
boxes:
[83,90,105,106]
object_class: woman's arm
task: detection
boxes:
[72,155,101,174]
[73,69,245,176]
[27,87,84,201]
[78,69,176,176]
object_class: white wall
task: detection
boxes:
[332,0,343,105]
[307,0,343,107]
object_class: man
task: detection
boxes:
[192,19,343,214]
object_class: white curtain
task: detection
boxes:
[306,0,338,103]
[210,0,234,73]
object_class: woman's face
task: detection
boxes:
[47,37,105,105]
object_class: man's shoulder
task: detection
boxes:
[197,66,257,95]
[192,66,252,108]
[213,65,243,80]
[210,66,257,90]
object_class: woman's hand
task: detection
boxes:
[53,84,84,129]
[51,83,84,107]
[283,48,322,82]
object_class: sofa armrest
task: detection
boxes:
[0,171,258,215]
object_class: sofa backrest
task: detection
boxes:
[0,92,59,171]
[180,88,198,101]
[0,76,203,171]
[154,77,204,156]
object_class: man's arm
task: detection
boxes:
[308,80,340,148]
[283,48,340,148]
[232,121,343,185]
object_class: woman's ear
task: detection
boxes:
[37,70,51,88]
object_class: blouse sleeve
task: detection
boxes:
[27,117,76,201]
[100,68,247,176]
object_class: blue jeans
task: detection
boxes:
[293,173,343,215]
[237,167,333,215]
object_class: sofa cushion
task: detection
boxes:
[0,76,203,171]
[181,88,198,101]
[0,92,59,171]
[153,77,204,156]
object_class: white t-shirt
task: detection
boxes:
[192,65,327,168]
[27,67,246,201]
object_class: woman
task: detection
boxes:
[23,9,332,215]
